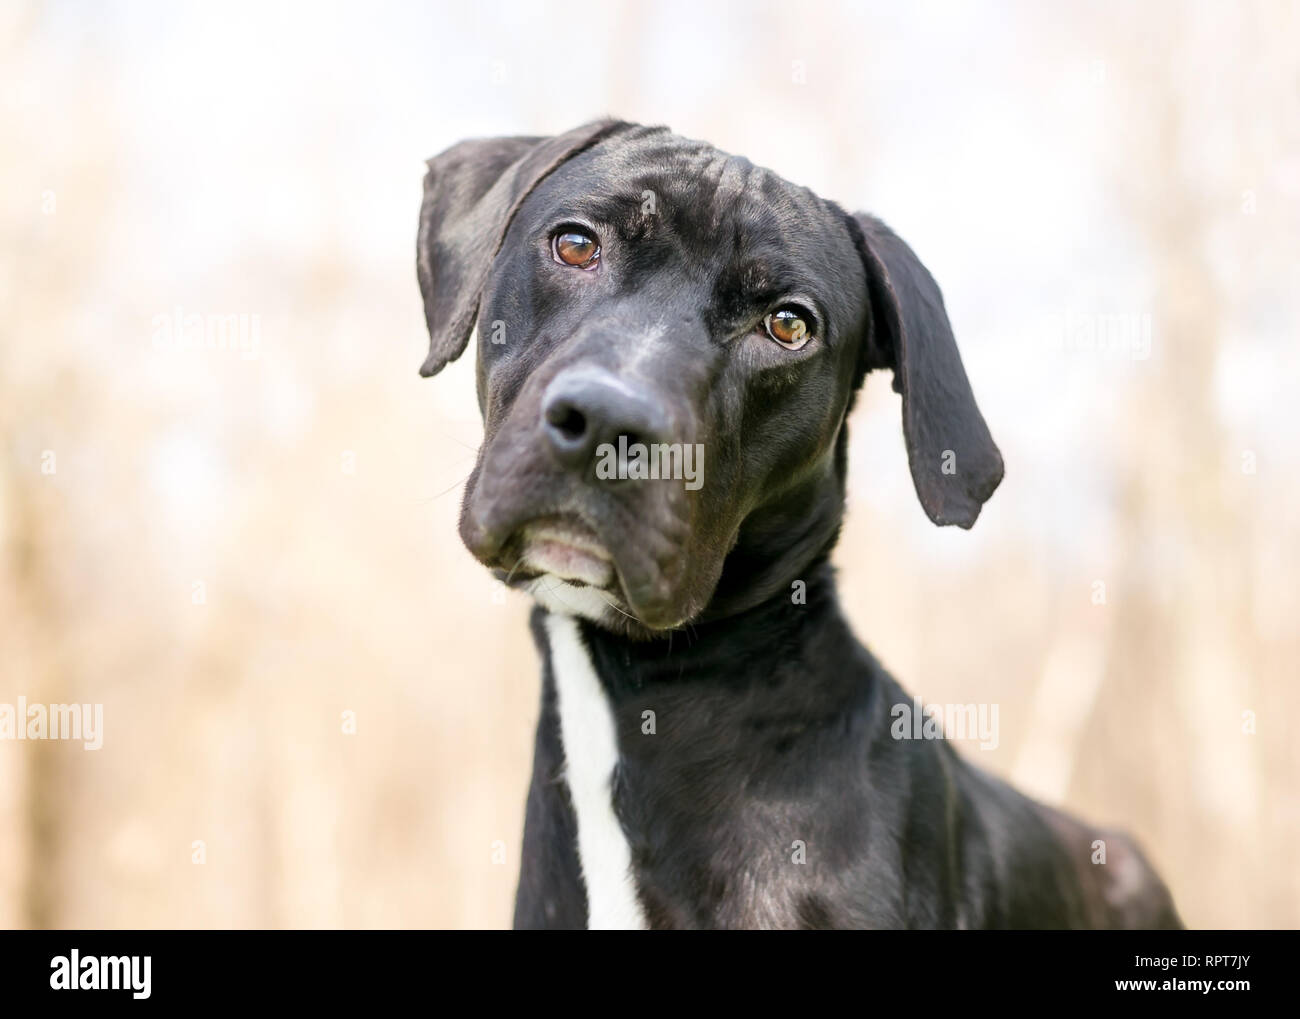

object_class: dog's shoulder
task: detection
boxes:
[1032,801,1183,929]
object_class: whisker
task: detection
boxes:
[593,588,640,623]
[419,471,474,502]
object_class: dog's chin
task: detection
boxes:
[524,574,694,636]
[524,575,621,626]
[484,516,696,635]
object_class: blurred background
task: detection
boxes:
[2,0,1297,929]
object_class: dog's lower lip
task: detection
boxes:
[527,544,613,587]
[524,521,610,561]
[515,517,614,588]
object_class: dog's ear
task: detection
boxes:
[848,213,1003,528]
[416,119,629,377]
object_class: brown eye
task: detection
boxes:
[764,307,812,349]
[552,229,600,269]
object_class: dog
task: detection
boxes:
[415,119,1181,929]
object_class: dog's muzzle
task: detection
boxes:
[459,366,702,629]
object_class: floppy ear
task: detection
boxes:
[416,119,629,377]
[849,213,1004,528]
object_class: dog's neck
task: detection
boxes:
[562,556,859,693]
[699,448,849,623]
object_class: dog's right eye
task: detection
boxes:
[552,229,601,269]
[764,307,813,350]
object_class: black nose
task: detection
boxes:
[541,369,672,471]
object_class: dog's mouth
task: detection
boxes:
[494,515,617,591]
[474,507,701,633]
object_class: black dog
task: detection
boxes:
[416,120,1181,929]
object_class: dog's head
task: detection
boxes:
[416,120,1002,635]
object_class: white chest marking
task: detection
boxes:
[544,612,647,930]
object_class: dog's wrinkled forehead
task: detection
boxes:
[563,132,820,224]
[512,131,865,325]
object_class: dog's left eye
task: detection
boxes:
[764,307,813,350]
[552,229,601,269]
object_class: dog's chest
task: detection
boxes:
[544,613,648,929]
[543,612,833,930]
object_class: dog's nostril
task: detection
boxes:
[545,401,587,442]
[541,371,674,470]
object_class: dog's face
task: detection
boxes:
[417,121,1003,635]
